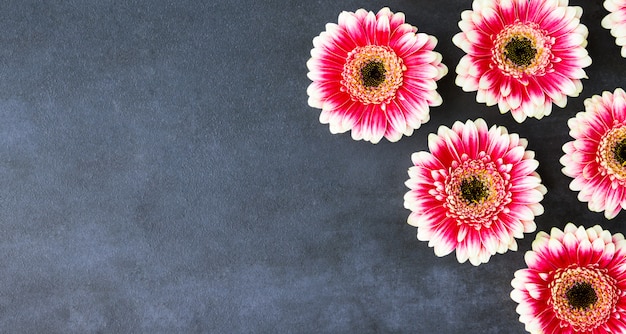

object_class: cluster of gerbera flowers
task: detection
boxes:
[307,0,626,332]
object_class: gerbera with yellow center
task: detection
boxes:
[453,0,591,122]
[307,7,447,144]
[511,224,626,333]
[561,88,626,219]
[404,119,546,266]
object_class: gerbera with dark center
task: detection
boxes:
[307,7,448,144]
[511,224,626,333]
[561,88,626,219]
[453,0,591,122]
[602,0,626,58]
[404,119,546,266]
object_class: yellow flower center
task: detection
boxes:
[341,45,405,105]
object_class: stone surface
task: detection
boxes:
[0,0,622,333]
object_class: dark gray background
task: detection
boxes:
[0,0,624,333]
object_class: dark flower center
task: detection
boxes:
[504,37,537,67]
[614,139,626,165]
[566,282,597,309]
[361,60,386,87]
[460,177,488,203]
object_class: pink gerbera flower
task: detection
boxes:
[306,7,448,144]
[602,0,626,58]
[561,88,626,219]
[404,119,546,266]
[511,223,626,333]
[453,0,592,122]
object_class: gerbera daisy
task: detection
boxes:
[404,119,546,266]
[602,0,626,58]
[306,7,448,144]
[453,0,592,122]
[561,88,626,219]
[511,223,626,333]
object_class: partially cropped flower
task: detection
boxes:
[602,0,626,57]
[453,0,591,122]
[561,88,626,219]
[306,7,447,144]
[404,119,546,266]
[511,223,626,333]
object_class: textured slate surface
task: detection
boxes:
[0,0,624,333]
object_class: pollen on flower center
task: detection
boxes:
[566,282,597,309]
[492,22,554,78]
[460,177,488,203]
[614,138,626,165]
[361,61,386,87]
[598,126,626,182]
[549,267,619,332]
[341,45,405,105]
[504,37,537,67]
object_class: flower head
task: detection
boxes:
[602,0,626,58]
[404,119,546,266]
[511,223,626,333]
[561,88,626,219]
[307,7,448,144]
[453,0,591,122]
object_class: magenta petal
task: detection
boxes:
[368,105,387,144]
[362,11,377,44]
[562,232,578,256]
[429,218,459,257]
[375,13,391,46]
[497,0,517,25]
[341,12,368,47]
[612,91,626,121]
[384,101,407,139]
[461,119,479,158]
[513,159,540,177]
[576,238,593,267]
